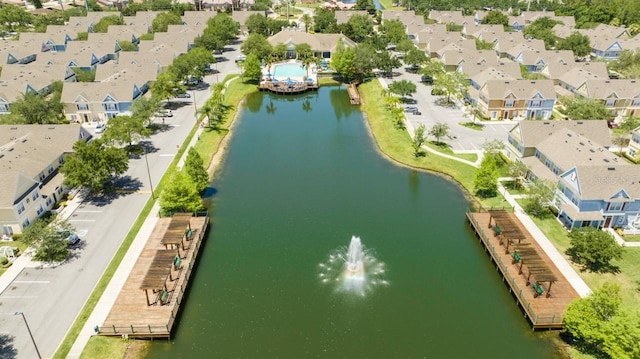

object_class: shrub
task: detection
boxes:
[0,257,8,265]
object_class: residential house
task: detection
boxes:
[153,25,200,53]
[0,125,92,235]
[508,49,575,73]
[122,11,160,36]
[335,10,369,25]
[413,24,447,49]
[63,39,121,70]
[556,164,640,230]
[61,79,146,122]
[231,10,265,33]
[425,35,475,59]
[117,46,178,72]
[554,23,634,60]
[0,40,37,64]
[462,23,504,40]
[67,12,116,33]
[477,79,556,120]
[542,60,608,85]
[20,31,73,53]
[181,11,218,33]
[493,33,545,58]
[555,65,607,97]
[440,49,498,72]
[627,126,640,158]
[267,30,356,59]
[505,119,611,161]
[573,79,640,118]
[95,61,159,94]
[427,10,474,27]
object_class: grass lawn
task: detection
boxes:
[377,0,395,9]
[621,234,640,242]
[81,337,148,359]
[359,80,507,210]
[458,121,484,131]
[318,77,341,86]
[194,75,257,169]
[526,213,640,310]
[424,141,478,162]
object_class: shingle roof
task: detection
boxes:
[568,165,640,200]
[536,128,623,171]
[482,79,556,100]
[267,31,356,52]
[512,120,611,148]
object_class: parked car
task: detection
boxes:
[404,106,418,113]
[57,230,80,246]
[175,92,191,98]
[401,97,417,104]
[95,123,105,133]
[156,109,173,117]
[431,88,445,96]
[235,54,246,63]
[421,75,433,84]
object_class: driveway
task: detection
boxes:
[0,42,242,359]
[379,68,516,153]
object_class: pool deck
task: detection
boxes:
[260,60,318,95]
[466,209,579,329]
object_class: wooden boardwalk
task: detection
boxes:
[259,81,318,95]
[466,210,579,329]
[96,213,209,339]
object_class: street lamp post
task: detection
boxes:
[193,90,198,124]
[15,312,41,359]
[143,150,155,200]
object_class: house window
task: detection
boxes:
[32,192,38,201]
[633,99,640,106]
[505,100,514,107]
[22,218,30,228]
[36,205,44,216]
[48,167,54,174]
[17,203,25,214]
[535,150,541,159]
[605,99,615,106]
[70,115,78,122]
[581,220,591,227]
[607,202,623,211]
[103,103,118,111]
[59,156,63,164]
[530,100,541,108]
[39,173,45,181]
[77,103,89,111]
[0,104,8,112]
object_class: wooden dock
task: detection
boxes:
[466,209,579,329]
[96,213,209,339]
[259,81,318,95]
[347,83,360,104]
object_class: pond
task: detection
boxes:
[146,86,559,358]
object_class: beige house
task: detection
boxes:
[0,125,92,235]
[61,80,145,122]
[267,30,356,59]
[477,79,556,120]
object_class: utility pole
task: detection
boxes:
[15,312,41,359]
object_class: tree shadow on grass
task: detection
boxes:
[558,332,609,359]
[565,248,621,274]
[0,333,17,359]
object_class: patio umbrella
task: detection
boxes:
[285,78,294,85]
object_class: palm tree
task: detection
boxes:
[300,14,313,33]
[302,98,311,112]
[266,100,276,115]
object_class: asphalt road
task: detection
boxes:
[0,43,242,358]
[385,68,514,153]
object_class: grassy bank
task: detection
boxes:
[359,80,505,209]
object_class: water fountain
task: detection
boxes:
[319,236,387,296]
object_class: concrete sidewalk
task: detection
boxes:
[497,178,592,297]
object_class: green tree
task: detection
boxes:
[522,17,559,49]
[72,68,96,82]
[10,91,61,124]
[433,70,468,104]
[608,50,640,79]
[243,53,262,81]
[241,33,273,62]
[508,160,529,189]
[151,71,186,102]
[428,122,451,144]
[118,40,137,51]
[412,124,426,157]
[151,12,182,33]
[475,38,495,50]
[300,14,313,33]
[343,14,373,42]
[395,39,415,53]
[195,13,239,52]
[294,43,313,60]
[21,218,75,263]
[130,96,161,127]
[246,13,269,36]
[481,10,509,26]
[160,170,204,214]
[567,227,624,272]
[562,95,611,120]
[92,15,124,33]
[379,19,406,44]
[419,59,445,80]
[376,51,402,77]
[313,8,337,33]
[184,148,209,193]
[60,139,129,193]
[474,155,498,198]
[388,79,417,99]
[522,178,555,218]
[404,48,428,69]
[355,0,375,14]
[102,115,150,146]
[169,47,214,82]
[557,32,591,58]
[0,5,32,32]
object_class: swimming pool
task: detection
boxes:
[273,63,306,79]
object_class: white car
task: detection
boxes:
[95,123,105,133]
[235,54,246,63]
[156,109,173,117]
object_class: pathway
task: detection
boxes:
[497,178,592,297]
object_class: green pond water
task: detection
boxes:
[147,86,558,358]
